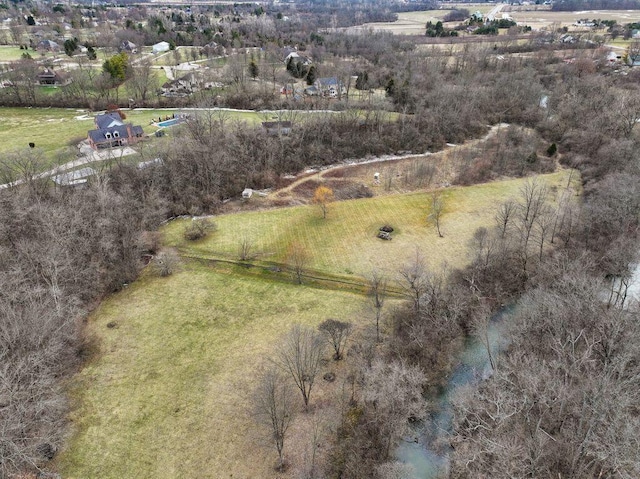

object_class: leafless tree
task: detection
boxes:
[238,235,254,261]
[319,319,352,360]
[398,249,430,313]
[287,242,310,285]
[362,359,426,457]
[275,324,324,409]
[129,59,156,104]
[428,191,445,237]
[253,367,296,471]
[368,269,387,342]
[495,199,516,239]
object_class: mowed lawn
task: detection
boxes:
[58,261,371,479]
[165,170,577,278]
[0,108,169,159]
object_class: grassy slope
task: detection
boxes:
[165,170,577,277]
[59,169,579,478]
[59,261,369,479]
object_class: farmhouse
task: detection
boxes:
[315,77,346,98]
[87,112,144,149]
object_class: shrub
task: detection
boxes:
[183,218,216,241]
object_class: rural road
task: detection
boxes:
[486,3,506,22]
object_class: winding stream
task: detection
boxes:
[397,310,511,478]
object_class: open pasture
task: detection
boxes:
[58,261,373,479]
[164,170,576,278]
[506,8,640,30]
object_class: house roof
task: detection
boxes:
[95,112,124,129]
[37,39,59,50]
[316,77,341,87]
[88,124,143,144]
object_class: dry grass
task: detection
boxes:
[164,170,578,278]
[506,8,640,30]
[60,168,580,479]
[58,261,376,479]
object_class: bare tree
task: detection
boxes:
[428,191,445,237]
[368,269,387,342]
[129,58,156,104]
[276,324,324,409]
[362,359,426,457]
[287,242,310,285]
[495,199,516,239]
[254,367,296,471]
[319,319,352,360]
[398,249,430,313]
[238,235,254,261]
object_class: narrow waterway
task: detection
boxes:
[397,310,511,478]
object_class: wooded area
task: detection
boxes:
[2,0,640,476]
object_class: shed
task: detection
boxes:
[153,41,170,54]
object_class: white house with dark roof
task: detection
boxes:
[87,112,144,149]
[314,77,346,98]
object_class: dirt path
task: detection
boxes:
[271,122,509,198]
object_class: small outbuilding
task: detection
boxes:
[152,41,170,54]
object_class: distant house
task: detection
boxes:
[152,41,170,54]
[52,167,96,187]
[36,39,60,52]
[315,77,346,98]
[161,72,201,96]
[284,51,312,65]
[262,121,292,135]
[87,112,144,149]
[120,40,137,53]
[304,85,319,96]
[37,68,67,85]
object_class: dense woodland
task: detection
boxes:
[2,4,640,478]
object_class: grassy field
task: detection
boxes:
[507,8,640,30]
[58,261,373,479]
[164,170,577,279]
[0,107,266,164]
[58,169,579,479]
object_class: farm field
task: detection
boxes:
[506,8,640,30]
[57,261,375,479]
[347,5,496,34]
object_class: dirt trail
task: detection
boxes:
[271,123,508,198]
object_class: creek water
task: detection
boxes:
[396,311,511,478]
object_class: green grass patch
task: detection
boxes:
[164,170,577,278]
[58,261,372,479]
